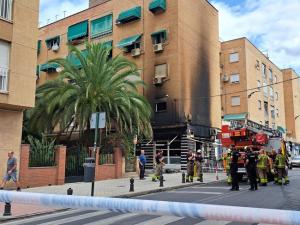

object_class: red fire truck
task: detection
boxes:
[221,114,282,178]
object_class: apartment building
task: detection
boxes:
[0,0,39,174]
[282,68,300,150]
[220,38,286,134]
[37,0,221,169]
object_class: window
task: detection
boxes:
[263,81,268,97]
[45,36,60,50]
[37,40,41,54]
[230,74,240,83]
[155,64,167,78]
[265,121,269,127]
[275,92,279,101]
[274,75,278,83]
[231,96,240,106]
[269,86,274,100]
[269,68,273,83]
[151,30,167,45]
[264,101,268,117]
[257,80,261,89]
[229,53,239,63]
[258,100,262,110]
[271,105,275,119]
[272,123,276,129]
[276,109,279,118]
[0,40,10,92]
[0,0,12,20]
[155,102,167,112]
[91,14,113,38]
[255,60,260,70]
[261,63,266,78]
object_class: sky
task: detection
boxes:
[39,0,300,73]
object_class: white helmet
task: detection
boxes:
[197,149,201,153]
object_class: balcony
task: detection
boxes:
[0,66,9,92]
[0,0,13,21]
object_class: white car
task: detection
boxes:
[291,156,300,167]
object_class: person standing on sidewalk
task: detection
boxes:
[230,146,240,191]
[152,150,165,182]
[138,150,146,180]
[186,150,195,182]
[245,147,258,191]
[0,151,21,191]
[195,150,203,182]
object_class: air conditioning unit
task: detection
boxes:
[153,77,163,85]
[52,43,60,52]
[131,48,141,57]
[222,74,229,82]
[153,43,163,52]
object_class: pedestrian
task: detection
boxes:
[230,146,240,191]
[152,150,165,182]
[245,147,258,191]
[186,150,195,182]
[138,150,146,180]
[257,148,269,186]
[195,150,203,182]
[275,149,288,185]
[0,151,21,191]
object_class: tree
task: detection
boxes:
[27,42,152,142]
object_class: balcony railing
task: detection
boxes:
[0,0,12,21]
[0,66,9,92]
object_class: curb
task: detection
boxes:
[0,178,226,223]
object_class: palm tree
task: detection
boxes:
[28,42,152,143]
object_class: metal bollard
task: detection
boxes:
[67,188,73,195]
[159,175,164,187]
[182,172,186,183]
[129,178,134,192]
[3,202,11,216]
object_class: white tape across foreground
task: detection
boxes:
[0,191,299,225]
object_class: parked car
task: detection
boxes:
[291,156,300,167]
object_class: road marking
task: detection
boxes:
[37,210,110,225]
[195,189,249,204]
[135,216,182,225]
[84,213,139,225]
[171,191,223,195]
[189,186,244,190]
[194,220,231,225]
[2,209,85,225]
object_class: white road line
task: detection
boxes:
[189,187,244,190]
[194,220,231,225]
[171,191,223,195]
[2,209,85,225]
[84,213,139,225]
[38,210,110,225]
[135,216,182,225]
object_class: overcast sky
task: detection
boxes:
[39,0,300,74]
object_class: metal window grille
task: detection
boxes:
[0,0,13,21]
[0,67,8,92]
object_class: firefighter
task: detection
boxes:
[152,150,165,182]
[275,150,288,185]
[245,147,258,191]
[257,148,269,186]
[224,150,232,185]
[270,149,278,184]
[186,150,195,182]
[195,150,203,182]
[230,146,240,191]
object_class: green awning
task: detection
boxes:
[68,20,88,42]
[40,63,60,72]
[116,6,141,24]
[67,50,88,69]
[91,14,113,38]
[45,36,60,48]
[223,113,248,121]
[37,40,41,54]
[149,0,166,13]
[277,126,286,133]
[117,34,141,48]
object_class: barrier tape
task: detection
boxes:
[0,191,299,225]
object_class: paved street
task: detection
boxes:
[1,168,299,225]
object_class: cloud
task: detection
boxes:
[39,0,88,27]
[211,0,300,73]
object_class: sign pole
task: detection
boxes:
[91,112,99,197]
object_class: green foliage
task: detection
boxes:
[27,135,56,167]
[27,42,153,141]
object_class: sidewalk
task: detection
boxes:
[0,172,226,221]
